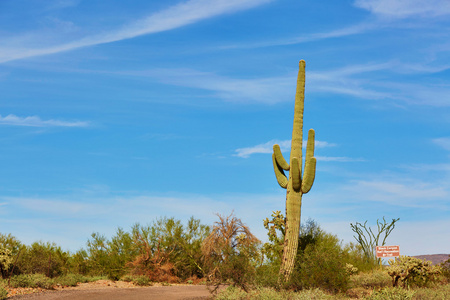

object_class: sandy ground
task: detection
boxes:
[7,280,218,300]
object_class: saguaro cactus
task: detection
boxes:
[272,60,316,282]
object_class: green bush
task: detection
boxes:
[255,262,280,288]
[412,283,450,299]
[349,270,391,289]
[363,287,415,300]
[120,274,134,282]
[0,282,7,300]
[342,242,378,272]
[440,255,450,280]
[287,221,350,293]
[215,285,334,300]
[16,242,70,277]
[84,217,209,282]
[132,275,152,286]
[9,274,33,288]
[9,274,54,289]
[54,273,89,287]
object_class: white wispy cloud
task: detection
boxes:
[0,191,281,249]
[220,21,379,49]
[433,137,450,151]
[307,62,450,106]
[344,179,449,208]
[117,68,294,104]
[354,0,450,19]
[0,0,273,64]
[315,156,366,162]
[234,139,336,158]
[0,114,90,127]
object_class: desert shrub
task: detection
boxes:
[202,213,260,292]
[9,274,33,287]
[173,217,210,279]
[132,275,152,286]
[350,269,390,289]
[0,281,7,300]
[287,220,349,293]
[440,255,450,280]
[412,283,450,299]
[120,274,134,282]
[86,231,128,280]
[127,224,179,283]
[215,285,334,300]
[69,249,90,275]
[387,256,441,288]
[16,242,70,277]
[260,215,351,292]
[85,217,209,282]
[364,287,415,300]
[119,274,152,286]
[255,262,280,288]
[349,269,391,289]
[0,233,22,255]
[215,285,247,300]
[9,273,54,289]
[54,273,89,287]
[342,242,378,272]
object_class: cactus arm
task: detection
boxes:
[273,145,290,170]
[291,157,301,191]
[302,157,316,193]
[272,153,288,188]
[302,129,316,193]
[305,129,315,161]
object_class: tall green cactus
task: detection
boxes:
[272,60,316,283]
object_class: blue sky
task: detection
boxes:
[1,0,450,256]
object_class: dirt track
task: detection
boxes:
[9,285,215,300]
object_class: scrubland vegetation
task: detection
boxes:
[1,213,449,299]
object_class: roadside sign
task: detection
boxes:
[376,245,400,258]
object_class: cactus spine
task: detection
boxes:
[272,60,316,283]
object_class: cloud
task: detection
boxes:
[220,22,379,49]
[117,68,295,104]
[0,191,282,250]
[354,0,450,19]
[0,114,90,127]
[344,179,448,208]
[307,62,450,106]
[315,156,366,162]
[0,0,273,63]
[433,137,450,151]
[234,140,290,158]
[234,139,336,158]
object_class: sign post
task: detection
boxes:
[376,245,400,258]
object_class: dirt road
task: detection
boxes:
[9,285,214,300]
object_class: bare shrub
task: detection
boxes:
[202,212,260,292]
[127,231,178,283]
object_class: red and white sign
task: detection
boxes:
[376,245,400,258]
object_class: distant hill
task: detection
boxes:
[412,254,449,265]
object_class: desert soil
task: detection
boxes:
[7,280,217,300]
